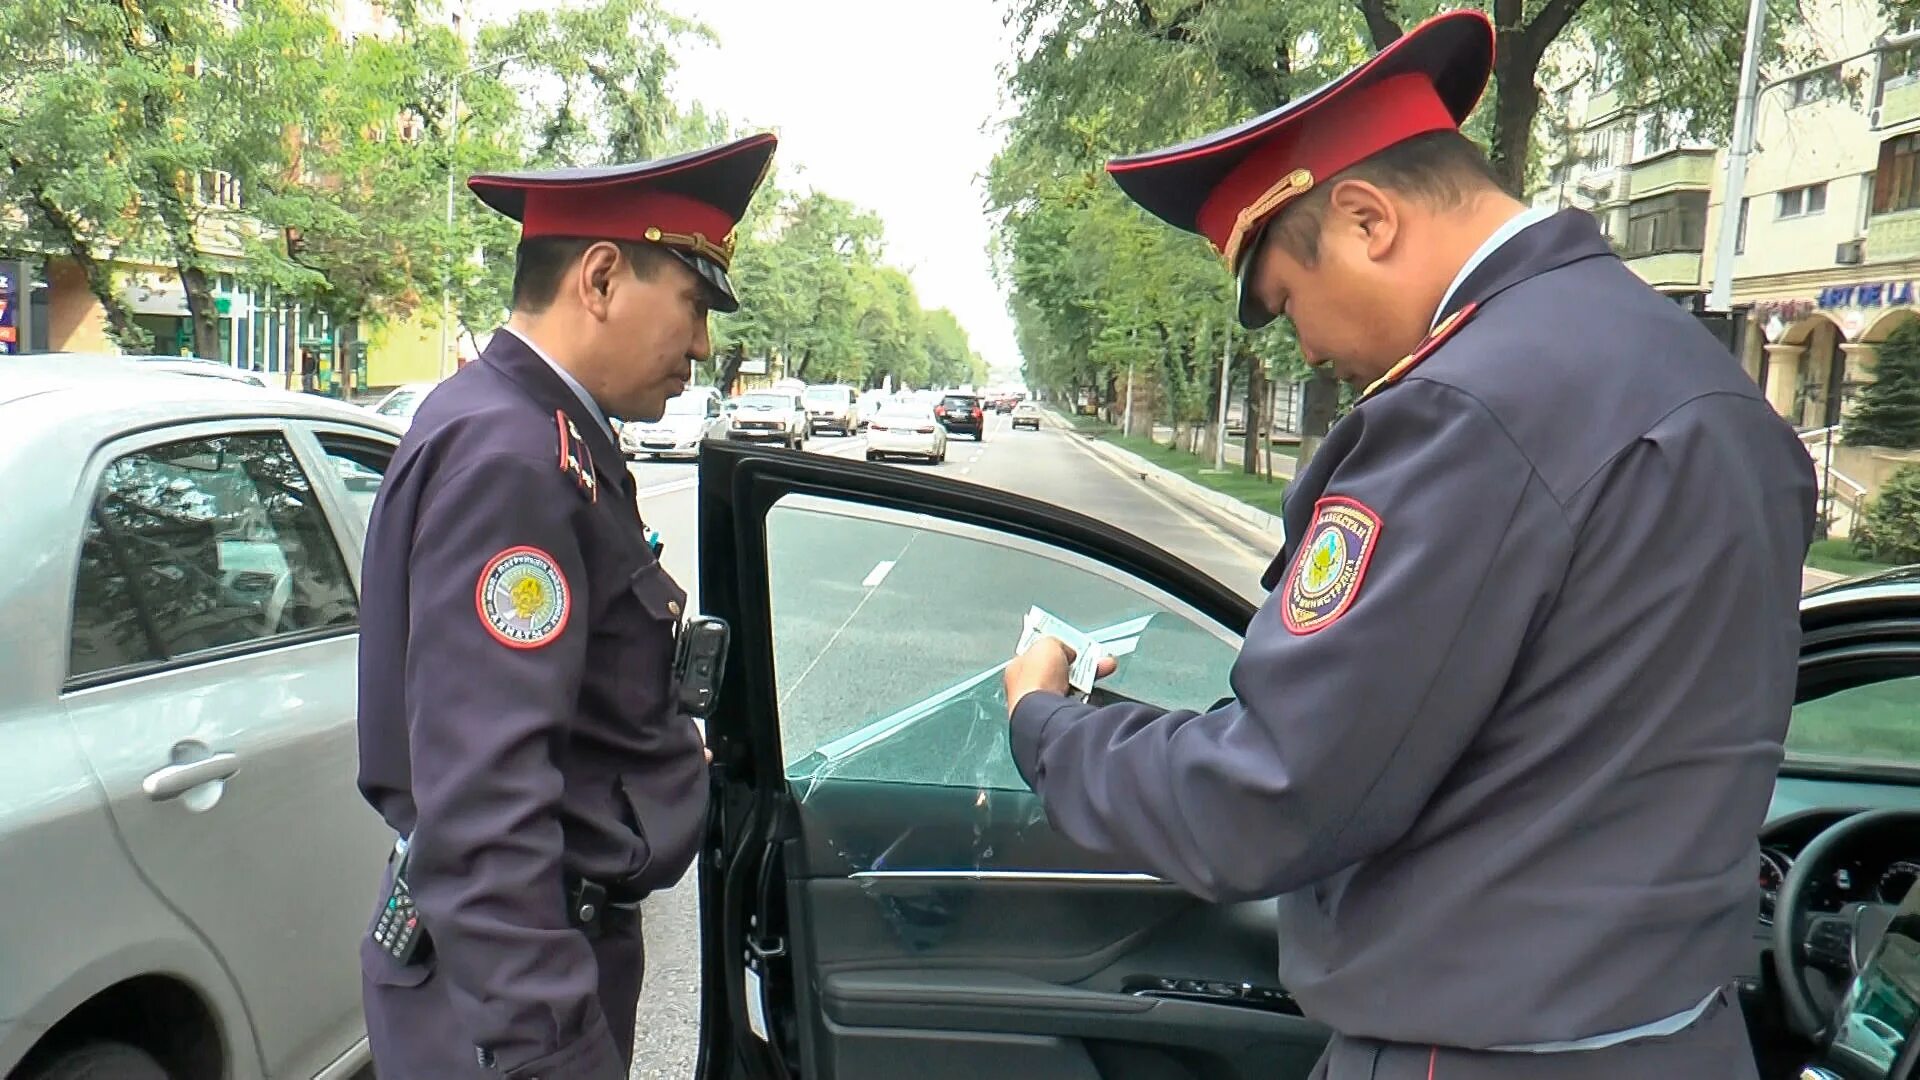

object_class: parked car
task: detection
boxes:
[0,355,398,1080]
[619,386,727,460]
[864,401,947,464]
[935,392,986,441]
[681,440,1920,1080]
[369,382,435,431]
[727,390,808,450]
[802,384,861,437]
[857,389,891,430]
[1011,401,1043,430]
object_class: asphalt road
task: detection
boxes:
[620,411,1278,1077]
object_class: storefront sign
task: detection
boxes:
[0,271,16,354]
[1818,281,1917,309]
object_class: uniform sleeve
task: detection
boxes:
[403,453,624,1080]
[1009,380,1571,903]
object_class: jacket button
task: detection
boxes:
[668,600,681,616]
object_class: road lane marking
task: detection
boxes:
[1057,429,1271,571]
[779,533,921,709]
[862,560,896,588]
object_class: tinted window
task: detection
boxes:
[941,395,978,409]
[70,433,360,679]
[1790,674,1920,766]
[319,435,392,533]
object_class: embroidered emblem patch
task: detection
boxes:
[555,410,598,503]
[1282,496,1382,635]
[476,546,570,649]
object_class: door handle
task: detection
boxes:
[142,752,242,801]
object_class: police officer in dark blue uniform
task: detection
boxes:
[355,133,776,1080]
[1004,13,1816,1079]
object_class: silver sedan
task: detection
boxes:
[0,356,397,1080]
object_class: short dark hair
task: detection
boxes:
[510,236,681,314]
[1265,130,1509,266]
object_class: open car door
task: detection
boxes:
[694,441,1331,1080]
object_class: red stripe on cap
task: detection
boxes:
[1195,73,1456,257]
[521,188,734,247]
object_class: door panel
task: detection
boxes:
[699,444,1320,1080]
[60,426,390,1077]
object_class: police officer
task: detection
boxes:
[355,133,776,1080]
[1003,13,1815,1079]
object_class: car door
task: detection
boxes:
[59,421,392,1078]
[694,442,1328,1080]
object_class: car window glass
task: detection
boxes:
[376,390,419,417]
[70,433,361,680]
[318,435,392,534]
[765,494,1240,793]
[1789,674,1920,765]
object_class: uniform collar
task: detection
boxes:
[1432,208,1616,327]
[480,330,628,494]
[497,326,612,434]
[1431,205,1554,330]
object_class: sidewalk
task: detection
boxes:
[1049,410,1286,554]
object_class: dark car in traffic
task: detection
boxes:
[935,393,986,441]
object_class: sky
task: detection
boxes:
[476,0,1025,381]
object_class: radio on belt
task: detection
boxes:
[673,615,730,719]
[373,841,429,965]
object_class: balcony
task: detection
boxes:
[1585,86,1626,124]
[1882,77,1920,129]
[1625,149,1716,198]
[1868,206,1920,259]
[1623,251,1704,289]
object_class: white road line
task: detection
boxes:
[1057,429,1272,571]
[861,560,896,588]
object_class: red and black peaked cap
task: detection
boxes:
[1105,10,1494,329]
[468,132,778,314]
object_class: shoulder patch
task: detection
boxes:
[1360,300,1480,400]
[556,410,598,503]
[476,545,571,649]
[1281,496,1382,635]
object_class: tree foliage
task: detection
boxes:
[1854,464,1920,565]
[1846,319,1920,450]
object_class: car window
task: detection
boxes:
[317,435,392,534]
[740,393,795,409]
[765,494,1240,792]
[1789,674,1920,765]
[941,396,977,408]
[69,433,361,681]
[375,389,421,417]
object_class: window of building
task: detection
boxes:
[1876,135,1920,213]
[1790,67,1845,106]
[1778,182,1829,218]
[1736,197,1751,255]
[1885,44,1920,90]
[1624,191,1709,256]
[1861,172,1878,233]
[1635,110,1680,159]
[195,169,242,210]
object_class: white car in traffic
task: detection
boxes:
[727,390,808,450]
[619,387,727,460]
[865,401,948,464]
[369,382,434,430]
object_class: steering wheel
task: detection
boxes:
[1771,808,1918,1040]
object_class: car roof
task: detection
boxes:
[1,354,401,435]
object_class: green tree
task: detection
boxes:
[1853,464,1920,564]
[1845,320,1920,449]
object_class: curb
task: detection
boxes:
[1043,410,1287,549]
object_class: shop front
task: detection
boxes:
[0,256,53,355]
[1746,275,1920,431]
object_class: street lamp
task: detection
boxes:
[441,52,525,380]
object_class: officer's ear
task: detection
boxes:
[1325,179,1398,263]
[575,241,624,319]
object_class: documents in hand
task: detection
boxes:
[1017,606,1111,697]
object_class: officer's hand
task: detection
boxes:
[1004,636,1118,717]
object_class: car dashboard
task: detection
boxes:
[1759,810,1920,927]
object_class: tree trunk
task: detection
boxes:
[1242,354,1266,474]
[719,342,747,395]
[1298,367,1340,466]
[8,154,147,349]
[1488,42,1543,196]
[148,184,224,359]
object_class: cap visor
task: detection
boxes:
[670,250,739,313]
[1235,225,1280,331]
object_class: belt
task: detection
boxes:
[391,837,639,940]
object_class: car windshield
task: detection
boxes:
[803,387,846,402]
[739,394,793,409]
[376,390,421,417]
[664,394,707,415]
[942,397,977,409]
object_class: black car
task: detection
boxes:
[936,393,985,441]
[687,440,1920,1080]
